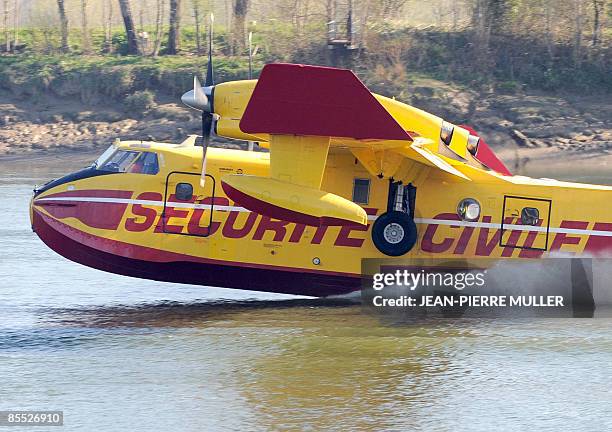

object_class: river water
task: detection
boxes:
[1,153,612,431]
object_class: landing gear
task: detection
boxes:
[372,211,417,256]
[372,181,417,256]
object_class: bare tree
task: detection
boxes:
[544,0,554,60]
[137,0,151,54]
[118,0,139,54]
[152,0,166,56]
[139,0,147,31]
[80,0,91,54]
[192,0,203,55]
[326,0,335,24]
[103,0,113,53]
[167,0,181,54]
[592,0,604,46]
[380,0,408,21]
[3,0,8,52]
[451,0,460,29]
[232,0,249,53]
[573,0,584,63]
[12,0,18,51]
[470,0,508,58]
[225,0,232,38]
[56,0,69,52]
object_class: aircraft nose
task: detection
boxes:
[29,195,35,231]
[33,166,103,198]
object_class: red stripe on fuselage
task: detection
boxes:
[34,189,133,230]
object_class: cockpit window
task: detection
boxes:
[97,150,159,175]
[128,152,159,175]
[92,145,117,169]
[98,150,141,173]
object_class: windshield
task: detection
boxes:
[98,150,141,173]
[95,149,160,175]
[91,145,117,169]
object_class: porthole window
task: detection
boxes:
[521,207,540,226]
[352,178,370,204]
[175,182,193,201]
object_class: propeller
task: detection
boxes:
[181,13,215,186]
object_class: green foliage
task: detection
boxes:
[124,90,157,115]
[363,27,612,94]
[1,18,609,104]
[0,53,257,106]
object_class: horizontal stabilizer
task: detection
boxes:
[222,174,368,227]
[240,63,411,141]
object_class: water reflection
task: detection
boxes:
[3,157,612,431]
[45,298,358,328]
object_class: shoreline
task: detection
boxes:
[2,140,612,186]
[1,75,610,183]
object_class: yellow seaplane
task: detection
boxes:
[30,46,612,297]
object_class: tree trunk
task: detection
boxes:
[138,0,150,54]
[3,0,9,53]
[225,0,232,37]
[56,0,69,52]
[103,0,113,53]
[573,0,583,64]
[192,0,202,55]
[359,0,370,52]
[139,0,146,31]
[471,0,488,51]
[232,0,249,54]
[12,0,18,51]
[118,0,139,54]
[544,0,553,59]
[167,0,181,54]
[592,0,604,46]
[451,0,459,29]
[152,0,165,56]
[80,0,91,54]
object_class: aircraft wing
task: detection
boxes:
[397,141,471,180]
[220,63,469,227]
[239,63,411,142]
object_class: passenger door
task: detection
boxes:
[162,171,216,237]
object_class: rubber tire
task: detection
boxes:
[372,211,418,256]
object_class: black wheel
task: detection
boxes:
[372,211,417,256]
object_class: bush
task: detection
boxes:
[496,80,522,94]
[124,90,156,116]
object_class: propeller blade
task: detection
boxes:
[205,13,214,87]
[248,32,253,80]
[193,76,207,105]
[200,112,213,186]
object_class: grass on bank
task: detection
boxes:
[1,22,610,108]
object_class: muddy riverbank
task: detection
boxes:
[1,76,611,182]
